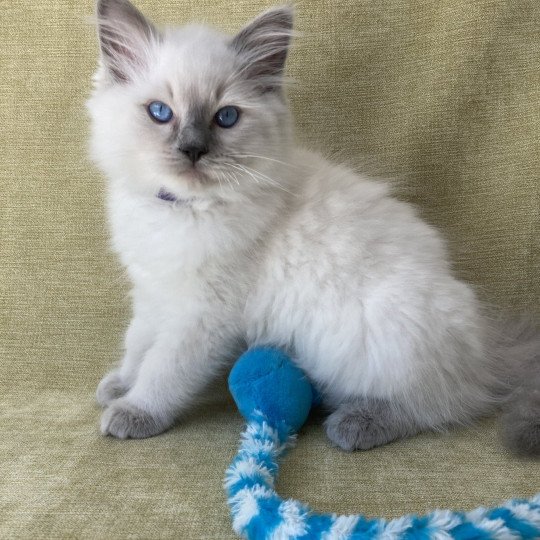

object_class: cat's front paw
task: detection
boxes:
[96,370,129,407]
[100,398,171,439]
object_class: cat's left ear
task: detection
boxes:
[96,0,160,83]
[231,5,294,92]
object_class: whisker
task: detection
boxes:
[227,153,301,169]
[240,164,293,194]
[224,168,240,186]
[215,173,225,196]
[230,162,295,196]
[227,163,260,186]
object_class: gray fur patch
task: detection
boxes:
[495,316,540,456]
[96,369,129,407]
[100,399,171,439]
[324,397,420,451]
[502,385,540,456]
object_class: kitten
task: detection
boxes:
[88,0,539,453]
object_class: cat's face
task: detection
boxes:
[88,0,293,200]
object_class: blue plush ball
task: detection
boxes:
[228,348,318,435]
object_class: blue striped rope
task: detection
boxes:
[225,415,540,539]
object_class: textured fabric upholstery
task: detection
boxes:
[1,0,538,537]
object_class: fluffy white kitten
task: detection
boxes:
[88,0,539,453]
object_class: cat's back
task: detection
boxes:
[246,150,486,410]
[270,148,449,275]
[247,148,456,346]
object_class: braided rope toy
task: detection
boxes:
[224,348,540,539]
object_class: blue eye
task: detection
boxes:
[214,106,240,128]
[147,101,173,123]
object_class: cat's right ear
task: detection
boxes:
[96,0,160,83]
[231,6,294,92]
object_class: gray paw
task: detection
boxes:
[325,398,410,451]
[100,399,170,439]
[96,370,129,408]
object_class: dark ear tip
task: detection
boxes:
[96,0,114,15]
[96,0,135,18]
[96,0,105,17]
[271,4,295,16]
[249,5,294,31]
[96,0,118,18]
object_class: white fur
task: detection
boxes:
[89,2,502,439]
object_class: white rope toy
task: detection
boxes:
[224,348,540,539]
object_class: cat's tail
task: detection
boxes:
[493,315,540,455]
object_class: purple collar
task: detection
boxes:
[157,189,178,203]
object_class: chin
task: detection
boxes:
[180,167,211,183]
[152,166,217,198]
[148,160,233,200]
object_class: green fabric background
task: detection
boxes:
[1,0,538,538]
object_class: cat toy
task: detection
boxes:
[224,347,540,539]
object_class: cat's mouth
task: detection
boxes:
[165,159,233,192]
[170,163,216,186]
[178,166,207,182]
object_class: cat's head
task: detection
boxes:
[87,0,294,201]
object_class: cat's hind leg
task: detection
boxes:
[324,397,422,451]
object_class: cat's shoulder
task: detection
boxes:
[291,147,394,206]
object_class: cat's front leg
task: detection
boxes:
[96,316,155,407]
[100,322,232,439]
